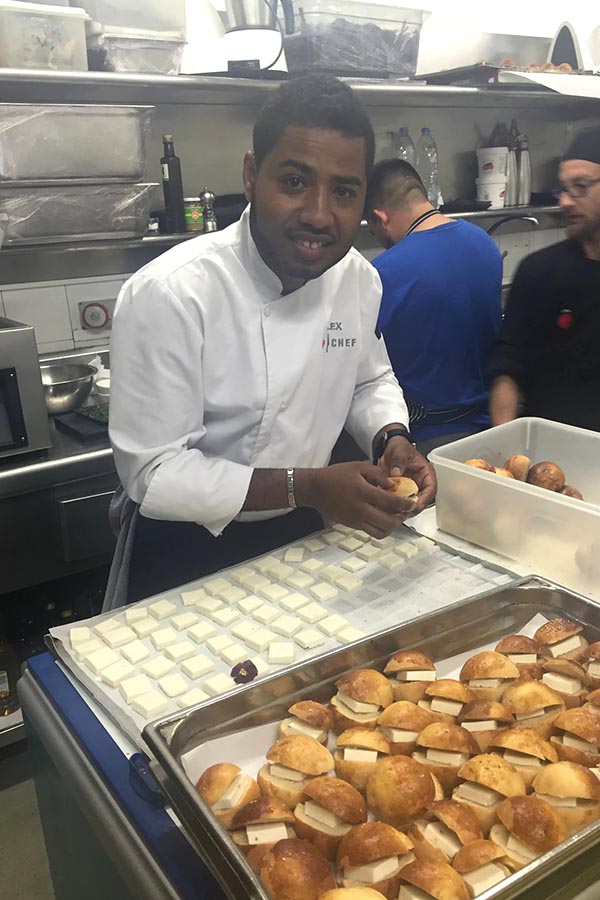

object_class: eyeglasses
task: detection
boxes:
[553,177,600,199]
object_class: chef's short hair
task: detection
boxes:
[365,159,427,219]
[253,73,375,170]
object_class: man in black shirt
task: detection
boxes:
[489,127,600,432]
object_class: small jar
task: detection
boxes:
[184,197,204,232]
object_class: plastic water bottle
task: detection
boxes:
[396,126,416,166]
[517,133,531,207]
[416,127,441,207]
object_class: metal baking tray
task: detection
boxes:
[144,577,600,900]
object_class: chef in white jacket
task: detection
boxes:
[107,73,436,605]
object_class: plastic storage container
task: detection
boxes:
[0,105,153,181]
[76,0,185,37]
[430,418,600,596]
[87,27,184,75]
[0,183,158,243]
[0,1,89,70]
[284,0,428,77]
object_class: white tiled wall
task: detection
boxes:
[493,227,566,283]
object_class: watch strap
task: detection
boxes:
[373,427,414,465]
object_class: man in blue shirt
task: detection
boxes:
[365,159,502,455]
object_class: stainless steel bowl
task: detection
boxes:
[40,364,96,415]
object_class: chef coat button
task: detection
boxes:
[264,307,271,318]
[280,401,287,411]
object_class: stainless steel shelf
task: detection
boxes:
[445,204,562,221]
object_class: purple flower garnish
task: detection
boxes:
[231,659,258,684]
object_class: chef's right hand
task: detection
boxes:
[295,462,416,539]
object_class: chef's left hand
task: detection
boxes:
[379,436,437,515]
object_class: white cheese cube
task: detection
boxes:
[73,638,103,662]
[279,592,310,612]
[165,640,197,662]
[206,634,233,654]
[463,862,507,896]
[297,558,322,575]
[253,604,279,625]
[379,552,402,571]
[382,727,419,743]
[298,601,328,623]
[188,621,216,644]
[506,833,537,862]
[319,565,344,583]
[351,530,370,542]
[238,594,263,614]
[121,640,151,665]
[587,660,600,678]
[347,856,399,883]
[542,672,582,694]
[454,781,502,807]
[270,563,294,580]
[259,584,289,604]
[356,543,381,562]
[371,536,395,550]
[341,556,366,573]
[318,614,349,637]
[396,670,436,682]
[270,763,306,782]
[322,531,343,545]
[426,748,469,767]
[180,588,207,606]
[462,720,498,733]
[343,748,377,763]
[177,688,210,708]
[171,612,199,631]
[241,573,271,592]
[151,627,178,650]
[269,642,295,665]
[304,801,343,828]
[286,719,326,741]
[503,750,541,768]
[159,673,189,698]
[120,674,153,704]
[218,586,247,606]
[515,708,545,722]
[230,567,255,585]
[124,607,148,625]
[232,621,260,641]
[213,773,253,810]
[295,629,325,650]
[336,626,366,644]
[339,537,363,553]
[101,659,135,688]
[132,617,161,638]
[507,653,538,665]
[333,523,354,534]
[284,547,305,563]
[142,656,176,679]
[181,655,214,679]
[590,768,600,781]
[412,537,436,553]
[246,628,277,652]
[220,643,249,666]
[398,886,431,900]
[204,674,235,697]
[148,599,177,620]
[271,615,303,637]
[469,678,502,689]
[396,543,418,559]
[210,607,240,627]
[131,690,168,718]
[562,733,598,753]
[423,821,462,857]
[309,583,338,603]
[204,577,232,597]
[253,658,271,678]
[337,692,379,714]
[334,574,363,592]
[246,822,289,845]
[254,555,281,574]
[535,793,578,808]
[69,626,91,648]
[430,698,463,716]
[304,538,326,552]
[93,618,120,638]
[103,625,137,649]
[286,572,316,590]
[86,647,120,675]
[549,634,583,657]
[194,596,224,614]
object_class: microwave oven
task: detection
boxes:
[0,317,51,460]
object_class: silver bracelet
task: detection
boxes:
[286,467,297,509]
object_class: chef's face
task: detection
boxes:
[558,159,600,242]
[243,126,367,293]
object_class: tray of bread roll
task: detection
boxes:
[47,523,513,748]
[144,577,600,900]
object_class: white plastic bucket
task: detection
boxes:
[477,146,508,177]
[476,176,507,208]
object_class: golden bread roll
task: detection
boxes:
[494,467,515,479]
[388,476,419,499]
[336,822,414,900]
[366,755,435,828]
[464,459,494,472]
[526,461,565,492]
[457,700,514,752]
[280,700,333,744]
[504,455,531,481]
[585,686,600,715]
[378,701,441,755]
[231,796,295,858]
[490,796,567,870]
[293,776,367,861]
[502,679,565,739]
[494,634,543,680]
[259,838,335,900]
[195,763,261,829]
[320,889,387,900]
[534,619,588,661]
[331,670,394,733]
[418,679,475,723]
[453,753,526,834]
[409,799,482,865]
[582,642,600,690]
[259,736,333,808]
[452,838,511,896]
[397,859,470,900]
[532,760,600,834]
[412,722,479,792]
[551,707,600,768]
[541,658,589,709]
[383,651,436,703]
[459,651,520,702]
[334,727,391,793]
[489,728,558,789]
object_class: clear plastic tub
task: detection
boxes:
[77,0,185,37]
[0,105,153,181]
[430,418,600,596]
[0,1,89,71]
[0,183,158,243]
[284,0,429,77]
[87,27,184,75]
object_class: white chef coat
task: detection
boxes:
[109,208,408,537]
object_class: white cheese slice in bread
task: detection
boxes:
[507,653,538,665]
[591,768,600,781]
[502,749,542,767]
[422,820,462,857]
[454,781,502,807]
[429,698,464,716]
[270,763,307,782]
[246,822,289,845]
[461,719,498,732]
[382,727,419,743]
[468,678,502,689]
[346,855,399,883]
[542,672,582,694]
[303,800,344,829]
[395,670,436,682]
[535,793,578,808]
[424,748,470,766]
[284,718,326,742]
[463,862,507,896]
[562,733,598,753]
[588,660,600,678]
[506,832,538,862]
[515,708,545,722]
[397,887,431,900]
[548,634,584,657]
[213,774,252,810]
[343,748,378,763]
[336,691,380,715]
